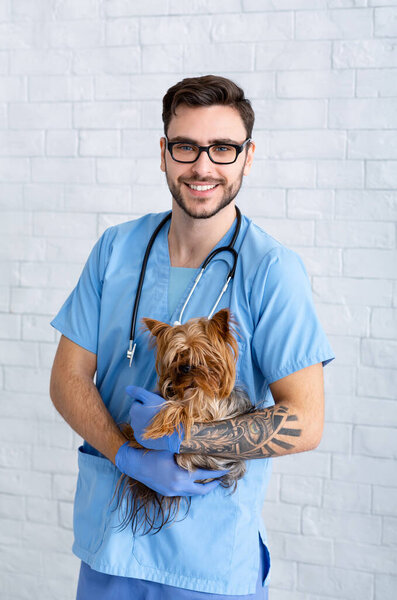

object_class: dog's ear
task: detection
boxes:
[208,309,230,336]
[141,318,169,338]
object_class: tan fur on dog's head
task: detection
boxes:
[141,309,240,440]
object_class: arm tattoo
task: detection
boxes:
[179,405,302,459]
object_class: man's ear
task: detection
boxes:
[243,140,255,176]
[141,317,169,338]
[160,137,166,173]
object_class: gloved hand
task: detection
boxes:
[115,442,227,497]
[126,385,184,453]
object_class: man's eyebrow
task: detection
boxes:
[168,136,241,145]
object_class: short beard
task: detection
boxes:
[165,164,245,220]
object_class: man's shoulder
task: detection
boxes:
[110,211,170,238]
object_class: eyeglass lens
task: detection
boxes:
[172,143,237,164]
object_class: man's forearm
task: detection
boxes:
[179,404,305,460]
[50,369,127,464]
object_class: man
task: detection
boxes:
[50,75,334,599]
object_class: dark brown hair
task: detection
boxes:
[162,75,255,139]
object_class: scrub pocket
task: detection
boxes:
[73,446,118,556]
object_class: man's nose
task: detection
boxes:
[191,149,215,175]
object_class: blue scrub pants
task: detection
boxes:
[76,537,269,599]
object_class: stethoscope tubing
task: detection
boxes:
[127,206,241,366]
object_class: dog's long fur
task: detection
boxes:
[115,309,253,534]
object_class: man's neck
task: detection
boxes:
[168,203,237,268]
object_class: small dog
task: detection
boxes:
[116,308,253,534]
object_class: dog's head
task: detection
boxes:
[141,309,239,403]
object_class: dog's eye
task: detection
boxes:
[179,364,191,374]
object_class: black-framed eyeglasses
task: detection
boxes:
[166,137,251,165]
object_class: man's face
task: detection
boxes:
[160,104,255,220]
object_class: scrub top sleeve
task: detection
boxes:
[251,247,335,385]
[50,227,115,354]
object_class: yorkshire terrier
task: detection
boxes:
[115,308,253,534]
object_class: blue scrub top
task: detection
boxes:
[51,210,334,596]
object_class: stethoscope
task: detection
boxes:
[127,206,242,366]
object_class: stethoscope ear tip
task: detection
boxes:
[173,320,182,327]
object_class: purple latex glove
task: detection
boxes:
[115,442,228,497]
[126,385,184,453]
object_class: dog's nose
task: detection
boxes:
[179,364,191,374]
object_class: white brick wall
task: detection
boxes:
[0,2,396,599]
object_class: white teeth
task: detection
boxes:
[188,184,217,191]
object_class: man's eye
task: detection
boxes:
[176,144,195,152]
[213,145,233,152]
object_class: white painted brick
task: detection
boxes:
[141,15,211,45]
[256,100,326,129]
[232,72,275,99]
[282,532,333,565]
[273,450,331,478]
[367,160,397,189]
[105,0,169,16]
[0,75,26,101]
[212,12,293,42]
[334,39,397,69]
[250,159,316,188]
[318,422,351,454]
[375,574,397,600]
[185,43,255,72]
[11,287,68,316]
[357,366,397,400]
[79,130,120,157]
[0,493,25,520]
[303,506,381,543]
[0,261,19,286]
[333,455,396,486]
[316,221,395,248]
[22,315,56,342]
[10,49,71,75]
[324,363,355,396]
[0,22,44,50]
[298,564,373,600]
[277,69,354,98]
[20,261,81,289]
[0,158,30,182]
[334,540,396,574]
[255,217,314,246]
[356,68,397,97]
[64,184,130,212]
[96,158,137,184]
[351,397,397,428]
[59,501,73,529]
[33,212,96,238]
[361,338,397,369]
[263,501,301,533]
[374,7,397,37]
[0,468,52,498]
[73,47,140,75]
[335,190,397,221]
[323,480,371,513]
[0,184,24,209]
[73,101,140,129]
[0,287,10,312]
[257,41,331,70]
[354,425,397,458]
[11,0,53,20]
[94,74,131,100]
[39,341,57,368]
[374,487,397,517]
[371,308,397,340]
[317,160,364,189]
[0,443,32,469]
[343,249,397,279]
[98,212,137,231]
[329,0,367,6]
[53,473,77,502]
[142,44,184,73]
[313,277,393,306]
[46,130,78,157]
[267,557,296,590]
[348,131,397,160]
[326,335,359,365]
[0,390,55,421]
[318,304,369,336]
[33,447,77,474]
[330,98,397,129]
[292,246,342,276]
[269,130,345,159]
[53,0,100,19]
[23,521,73,552]
[280,475,322,506]
[24,184,64,211]
[0,211,31,235]
[122,130,159,158]
[0,313,21,340]
[130,184,173,214]
[0,340,40,367]
[106,18,139,46]
[37,421,74,450]
[0,51,7,74]
[27,497,57,524]
[296,8,372,39]
[141,100,162,129]
[45,236,94,262]
[9,102,72,129]
[29,75,93,102]
[47,20,104,48]
[32,157,95,184]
